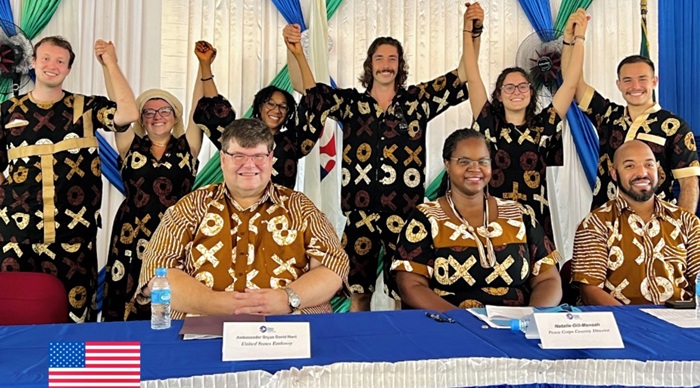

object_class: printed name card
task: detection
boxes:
[534,311,624,349]
[222,322,311,361]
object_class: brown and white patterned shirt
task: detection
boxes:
[571,196,700,304]
[135,182,349,319]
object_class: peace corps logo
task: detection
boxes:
[259,326,268,333]
[566,313,574,320]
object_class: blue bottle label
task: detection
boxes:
[152,289,171,305]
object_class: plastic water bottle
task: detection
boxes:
[151,268,171,330]
[695,273,700,319]
[510,314,531,333]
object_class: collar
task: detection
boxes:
[613,195,669,219]
[221,182,282,212]
[624,103,662,120]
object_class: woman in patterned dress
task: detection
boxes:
[462,4,588,244]
[102,42,219,321]
[391,129,562,310]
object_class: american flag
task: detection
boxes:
[48,341,140,387]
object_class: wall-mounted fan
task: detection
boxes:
[515,29,563,100]
[0,19,34,98]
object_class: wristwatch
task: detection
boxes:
[283,287,301,313]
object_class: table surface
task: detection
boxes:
[2,305,699,386]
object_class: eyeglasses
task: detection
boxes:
[501,82,531,95]
[450,157,491,168]
[263,100,289,113]
[142,107,174,119]
[221,149,271,166]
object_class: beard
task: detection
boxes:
[616,177,659,203]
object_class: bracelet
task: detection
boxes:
[463,29,472,33]
[562,39,574,46]
[472,32,482,39]
[472,25,484,32]
[201,75,214,82]
[574,35,586,41]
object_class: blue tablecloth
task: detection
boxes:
[1,306,699,387]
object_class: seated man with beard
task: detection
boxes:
[571,140,700,305]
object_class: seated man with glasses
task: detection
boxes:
[132,118,349,318]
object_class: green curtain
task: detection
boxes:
[21,0,62,39]
[0,0,63,103]
[553,0,593,36]
[193,0,344,189]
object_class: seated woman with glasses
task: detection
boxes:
[461,4,587,245]
[391,128,562,310]
[102,42,217,321]
[193,30,321,189]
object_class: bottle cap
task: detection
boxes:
[155,268,167,276]
[509,318,521,331]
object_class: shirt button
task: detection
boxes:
[381,137,385,140]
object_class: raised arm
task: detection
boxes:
[196,40,219,98]
[552,9,588,118]
[284,23,307,94]
[283,24,316,93]
[560,9,590,104]
[95,40,136,157]
[461,2,488,119]
[187,41,217,158]
[94,40,138,128]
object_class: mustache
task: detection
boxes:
[631,177,651,184]
[375,69,395,75]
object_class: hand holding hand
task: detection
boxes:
[283,24,304,56]
[94,39,118,66]
[464,2,484,31]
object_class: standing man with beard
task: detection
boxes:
[283,7,473,311]
[574,55,700,212]
[570,140,700,306]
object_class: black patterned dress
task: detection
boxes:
[0,92,125,323]
[473,101,563,244]
[102,135,199,321]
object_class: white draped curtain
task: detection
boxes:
[16,0,658,296]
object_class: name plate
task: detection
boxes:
[222,322,311,361]
[534,311,624,349]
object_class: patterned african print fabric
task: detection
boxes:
[473,101,563,243]
[132,183,349,320]
[391,197,560,308]
[579,87,700,210]
[102,135,199,321]
[571,196,700,305]
[0,91,125,323]
[194,94,323,189]
[302,70,468,297]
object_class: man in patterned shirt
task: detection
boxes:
[284,15,473,311]
[134,119,348,319]
[574,55,700,212]
[0,37,138,323]
[571,140,700,305]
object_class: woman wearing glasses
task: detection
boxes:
[193,31,320,189]
[462,4,588,245]
[102,42,217,321]
[392,129,562,309]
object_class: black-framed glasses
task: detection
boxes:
[221,149,271,166]
[501,82,531,95]
[263,100,289,113]
[142,107,174,119]
[450,157,491,168]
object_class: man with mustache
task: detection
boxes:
[283,6,474,310]
[573,55,700,212]
[570,140,700,305]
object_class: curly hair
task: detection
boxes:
[490,67,538,128]
[358,37,408,91]
[437,128,489,197]
[251,86,297,130]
